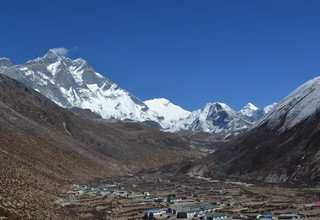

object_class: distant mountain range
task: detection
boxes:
[0,50,275,134]
[171,102,276,133]
[0,74,197,219]
[191,76,320,186]
[2,49,320,218]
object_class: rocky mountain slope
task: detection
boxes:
[0,75,198,219]
[194,76,320,186]
[171,102,275,133]
[0,51,173,128]
[0,51,274,134]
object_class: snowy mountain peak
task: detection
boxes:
[0,51,158,124]
[261,76,320,132]
[144,98,190,128]
[171,101,275,133]
[45,49,60,57]
[0,57,12,67]
[170,101,239,133]
[0,57,11,61]
[239,102,258,117]
[0,50,277,134]
[147,98,171,106]
[243,102,258,110]
[262,103,277,114]
[42,50,65,62]
[204,102,235,113]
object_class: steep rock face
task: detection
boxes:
[172,102,274,133]
[0,50,158,123]
[187,102,239,132]
[259,76,320,132]
[239,102,259,117]
[0,50,275,134]
[197,76,320,186]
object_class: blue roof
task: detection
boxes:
[262,214,273,217]
[147,208,163,213]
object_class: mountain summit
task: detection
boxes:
[0,57,13,67]
[197,75,320,185]
[0,50,274,133]
[259,76,320,132]
[144,98,191,128]
[0,50,180,128]
[171,102,273,133]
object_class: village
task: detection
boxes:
[58,173,320,220]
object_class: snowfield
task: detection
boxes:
[0,49,276,133]
[260,76,320,132]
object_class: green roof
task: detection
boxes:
[205,213,227,218]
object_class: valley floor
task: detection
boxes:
[58,172,320,219]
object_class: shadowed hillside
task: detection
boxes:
[0,75,198,219]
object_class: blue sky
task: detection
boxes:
[1,0,320,111]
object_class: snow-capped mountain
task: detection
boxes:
[262,103,278,114]
[260,76,320,132]
[200,76,320,185]
[0,57,13,67]
[144,98,190,129]
[0,50,275,133]
[0,50,159,123]
[179,102,239,133]
[238,102,277,121]
[239,102,258,117]
[172,102,275,133]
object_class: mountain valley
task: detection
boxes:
[0,74,199,219]
[1,51,320,219]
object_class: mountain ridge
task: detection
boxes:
[191,75,320,186]
[171,102,276,134]
[0,50,274,134]
[0,73,198,219]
